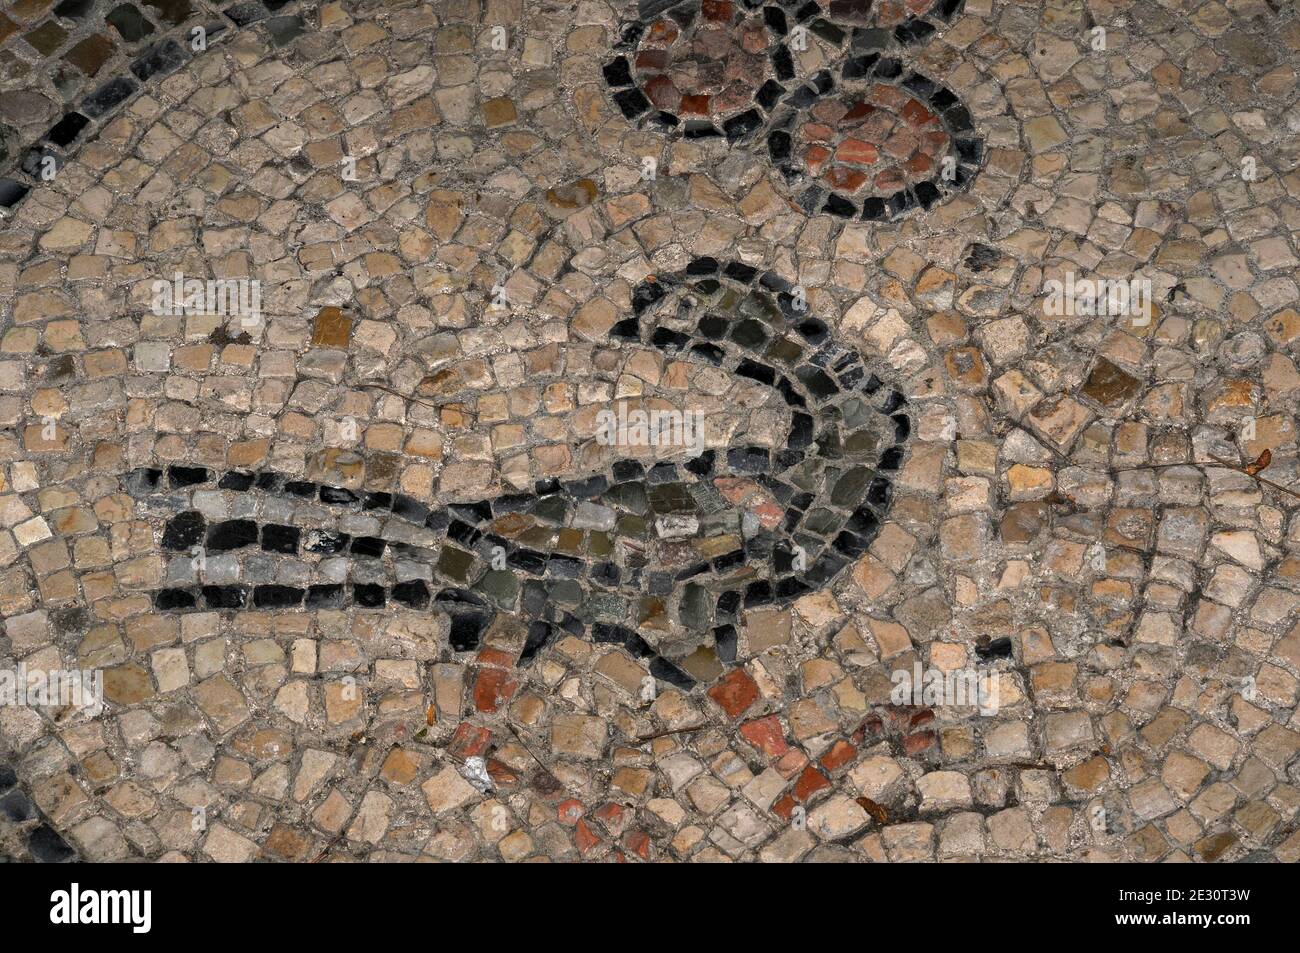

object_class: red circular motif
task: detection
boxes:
[633,1,774,122]
[795,85,951,197]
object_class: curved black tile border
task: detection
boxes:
[0,0,321,215]
[835,0,967,48]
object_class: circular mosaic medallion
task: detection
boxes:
[795,87,951,197]
[603,0,816,141]
[603,0,981,220]
[767,54,983,220]
[632,5,769,122]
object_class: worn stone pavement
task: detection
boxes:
[1,0,1299,863]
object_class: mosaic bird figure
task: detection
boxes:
[138,259,912,689]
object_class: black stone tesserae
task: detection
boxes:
[134,259,913,689]
[603,0,981,222]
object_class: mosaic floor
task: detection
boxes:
[1,0,1299,863]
